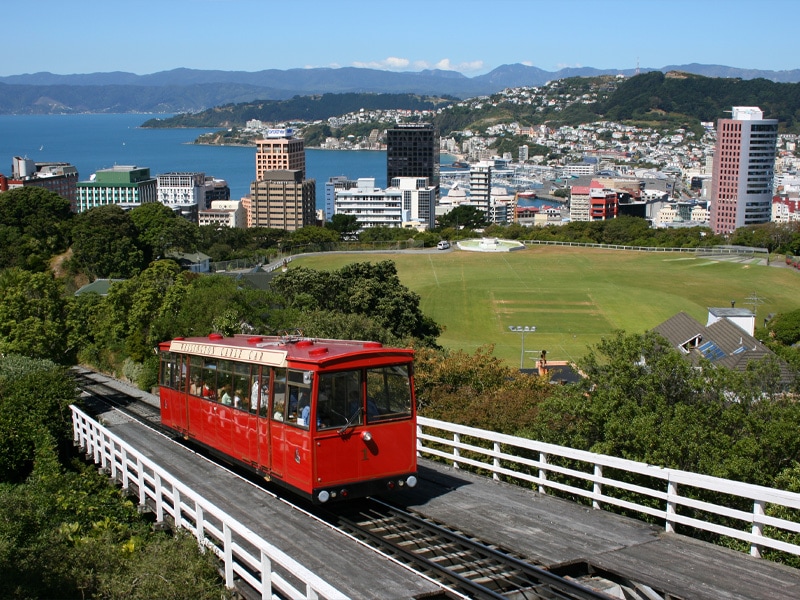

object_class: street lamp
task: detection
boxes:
[508,325,536,370]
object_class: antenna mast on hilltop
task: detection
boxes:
[745,291,766,318]
[636,57,640,76]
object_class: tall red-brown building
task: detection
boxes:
[710,107,777,235]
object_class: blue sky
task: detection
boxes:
[4,0,798,77]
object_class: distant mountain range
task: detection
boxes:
[1,63,799,115]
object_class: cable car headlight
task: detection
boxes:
[361,431,372,442]
[406,475,418,488]
[318,490,330,503]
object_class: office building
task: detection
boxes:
[710,107,778,234]
[390,177,437,230]
[157,172,205,221]
[324,176,358,222]
[334,178,403,230]
[198,200,246,228]
[255,128,305,181]
[1,157,79,211]
[76,165,157,213]
[249,170,315,231]
[386,123,439,196]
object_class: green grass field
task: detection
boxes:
[291,246,800,367]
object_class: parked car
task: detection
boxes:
[437,241,450,250]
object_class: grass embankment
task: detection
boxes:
[292,246,800,366]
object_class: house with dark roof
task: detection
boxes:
[652,310,794,387]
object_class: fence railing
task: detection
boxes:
[520,240,769,256]
[71,405,347,600]
[417,416,800,559]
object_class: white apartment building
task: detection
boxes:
[389,177,437,230]
[334,178,403,230]
[198,200,246,228]
[469,161,492,214]
[157,172,205,220]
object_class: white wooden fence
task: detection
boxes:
[417,416,800,559]
[71,405,348,600]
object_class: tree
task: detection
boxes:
[69,205,146,279]
[0,268,71,362]
[325,214,360,240]
[288,226,339,249]
[0,187,72,271]
[270,261,442,346]
[0,355,76,482]
[768,309,800,345]
[436,205,487,230]
[130,202,199,261]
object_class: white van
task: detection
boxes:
[437,240,450,250]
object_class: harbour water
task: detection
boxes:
[0,113,389,209]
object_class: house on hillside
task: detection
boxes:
[167,251,211,273]
[652,309,794,388]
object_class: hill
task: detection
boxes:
[140,72,800,137]
[2,62,800,115]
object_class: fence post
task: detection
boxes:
[666,479,678,533]
[751,500,765,558]
[538,452,548,494]
[154,472,164,523]
[453,433,461,469]
[593,464,602,509]
[223,523,234,588]
[260,550,272,600]
[493,442,501,481]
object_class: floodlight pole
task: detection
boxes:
[508,326,536,370]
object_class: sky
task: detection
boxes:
[3,0,799,77]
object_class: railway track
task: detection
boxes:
[326,499,612,600]
[72,368,624,600]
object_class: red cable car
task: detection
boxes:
[158,333,418,503]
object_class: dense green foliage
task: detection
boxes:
[0,187,72,271]
[601,71,800,131]
[270,261,442,346]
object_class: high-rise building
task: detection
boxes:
[76,165,157,212]
[255,128,305,181]
[710,106,778,234]
[249,170,315,231]
[386,123,439,196]
[469,161,492,213]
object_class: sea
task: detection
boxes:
[0,113,407,209]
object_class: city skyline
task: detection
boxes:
[4,0,799,78]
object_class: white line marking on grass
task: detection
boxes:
[428,254,440,286]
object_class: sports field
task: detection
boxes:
[291,246,800,366]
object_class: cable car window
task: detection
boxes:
[159,352,180,390]
[287,370,313,429]
[217,360,234,406]
[232,362,251,411]
[201,360,218,401]
[366,365,412,422]
[272,368,287,422]
[189,356,204,396]
[317,370,362,430]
